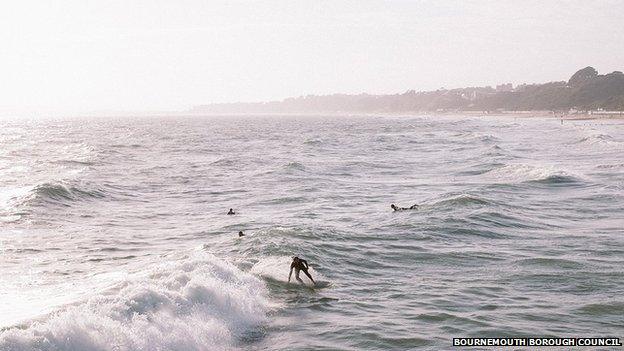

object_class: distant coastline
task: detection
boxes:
[191,66,624,115]
[182,109,624,120]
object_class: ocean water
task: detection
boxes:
[0,115,623,350]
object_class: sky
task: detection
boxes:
[1,0,623,115]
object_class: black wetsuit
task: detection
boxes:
[290,259,315,284]
[392,204,419,211]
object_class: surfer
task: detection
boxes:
[227,208,235,215]
[288,256,315,285]
[391,203,418,211]
[238,231,245,237]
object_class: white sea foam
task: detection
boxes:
[482,164,580,184]
[0,251,269,351]
[578,131,624,150]
[0,186,34,222]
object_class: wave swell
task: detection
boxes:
[31,182,107,204]
[429,194,491,208]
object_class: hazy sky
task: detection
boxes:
[1,0,623,114]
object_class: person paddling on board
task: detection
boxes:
[227,208,235,215]
[391,203,418,211]
[288,256,315,285]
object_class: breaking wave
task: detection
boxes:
[577,132,624,149]
[0,250,269,351]
[482,164,582,185]
[0,181,109,216]
[30,182,107,204]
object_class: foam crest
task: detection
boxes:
[577,132,624,149]
[31,182,107,203]
[2,181,108,215]
[0,180,110,222]
[483,164,581,184]
[0,251,269,351]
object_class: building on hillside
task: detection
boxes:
[496,83,513,92]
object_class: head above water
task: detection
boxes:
[391,204,397,210]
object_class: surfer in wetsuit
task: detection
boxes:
[391,203,418,211]
[288,256,315,285]
[227,208,235,215]
[238,231,245,237]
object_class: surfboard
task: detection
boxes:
[262,276,330,290]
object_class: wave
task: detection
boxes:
[578,133,620,144]
[284,162,306,171]
[255,196,308,205]
[427,193,492,209]
[0,250,269,351]
[576,131,624,150]
[455,132,500,143]
[210,158,237,167]
[481,144,509,158]
[31,182,107,203]
[577,302,624,316]
[579,133,613,143]
[595,163,624,169]
[0,182,108,218]
[52,160,96,167]
[517,257,585,270]
[0,180,114,223]
[476,134,499,143]
[530,174,580,185]
[2,182,104,209]
[303,138,323,145]
[482,164,581,185]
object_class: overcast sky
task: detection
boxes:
[1,0,623,114]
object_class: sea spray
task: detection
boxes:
[0,250,269,351]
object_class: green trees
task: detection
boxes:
[568,66,599,87]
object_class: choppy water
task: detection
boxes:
[0,115,623,350]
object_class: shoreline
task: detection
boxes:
[2,110,623,121]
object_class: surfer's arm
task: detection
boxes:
[288,266,293,282]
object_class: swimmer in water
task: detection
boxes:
[227,208,235,215]
[391,203,418,211]
[288,256,315,285]
[238,231,245,237]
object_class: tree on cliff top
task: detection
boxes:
[568,66,598,87]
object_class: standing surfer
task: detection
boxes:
[288,256,316,285]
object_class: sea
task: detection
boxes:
[0,114,623,350]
